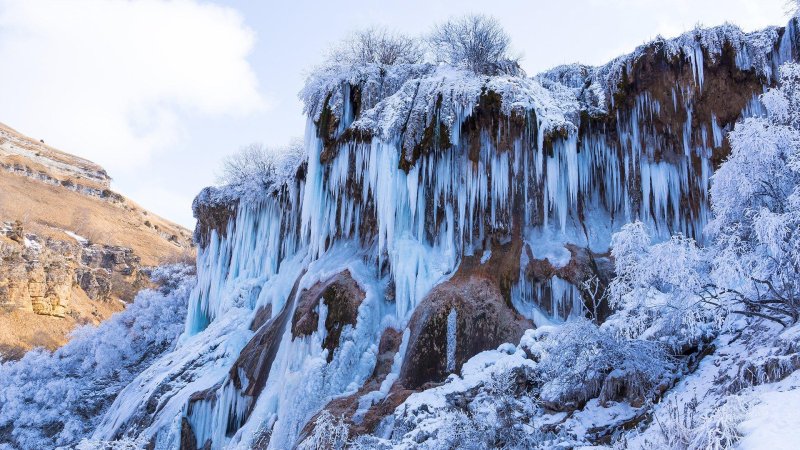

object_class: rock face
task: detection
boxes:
[191,187,239,247]
[0,221,148,318]
[292,270,365,361]
[400,275,529,388]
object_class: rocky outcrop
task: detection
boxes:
[292,270,365,361]
[400,275,529,389]
[192,187,239,247]
[0,221,148,318]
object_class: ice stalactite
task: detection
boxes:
[446,308,457,373]
[511,271,584,328]
[187,193,302,337]
[689,45,705,90]
[185,382,251,450]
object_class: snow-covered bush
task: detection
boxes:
[328,27,423,66]
[608,222,717,344]
[297,410,349,450]
[428,14,521,75]
[74,435,151,450]
[394,368,552,449]
[640,395,749,450]
[0,264,194,449]
[219,139,305,196]
[525,320,673,410]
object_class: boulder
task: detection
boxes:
[291,270,365,362]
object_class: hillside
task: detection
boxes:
[0,122,193,358]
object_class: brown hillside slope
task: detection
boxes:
[0,122,194,358]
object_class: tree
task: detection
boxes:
[219,138,304,192]
[328,27,423,66]
[706,62,800,326]
[428,14,521,75]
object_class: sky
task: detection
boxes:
[0,0,792,228]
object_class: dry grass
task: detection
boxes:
[0,287,124,357]
[0,169,193,266]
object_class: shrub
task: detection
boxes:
[297,410,349,450]
[526,320,673,410]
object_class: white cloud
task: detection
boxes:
[0,0,264,171]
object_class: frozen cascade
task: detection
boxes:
[88,20,800,450]
[186,192,302,337]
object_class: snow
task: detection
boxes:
[62,229,89,245]
[738,372,800,450]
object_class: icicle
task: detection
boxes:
[446,308,457,373]
[511,275,583,327]
[711,114,724,148]
[688,45,705,89]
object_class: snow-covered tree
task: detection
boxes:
[607,222,716,343]
[428,14,521,75]
[707,62,800,326]
[219,138,304,194]
[328,27,423,66]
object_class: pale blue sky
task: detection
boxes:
[0,0,790,228]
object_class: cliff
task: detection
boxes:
[66,19,800,450]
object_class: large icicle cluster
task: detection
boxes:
[84,19,800,450]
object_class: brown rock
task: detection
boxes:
[291,270,365,362]
[179,417,198,450]
[399,274,530,389]
[192,187,238,248]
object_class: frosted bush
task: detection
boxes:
[0,264,194,449]
[527,320,672,409]
[643,396,749,450]
[297,410,350,450]
[608,222,716,343]
[74,436,151,450]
